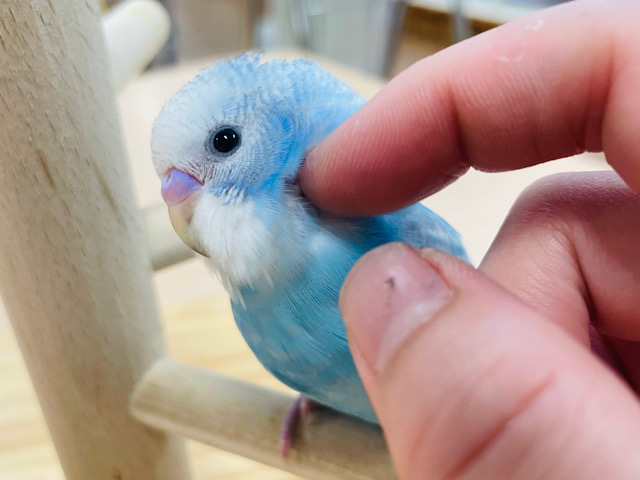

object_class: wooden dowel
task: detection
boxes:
[143,203,195,270]
[0,2,190,478]
[103,0,171,91]
[132,359,397,480]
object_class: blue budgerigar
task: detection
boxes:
[151,54,468,449]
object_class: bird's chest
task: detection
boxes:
[230,230,359,394]
[233,276,342,385]
[226,220,380,422]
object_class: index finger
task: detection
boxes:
[301,0,640,216]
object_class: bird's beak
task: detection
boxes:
[161,169,208,257]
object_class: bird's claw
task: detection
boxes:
[279,395,316,458]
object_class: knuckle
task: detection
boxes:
[506,170,634,236]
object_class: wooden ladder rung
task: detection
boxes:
[132,358,396,480]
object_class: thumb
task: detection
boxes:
[340,243,640,480]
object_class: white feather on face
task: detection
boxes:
[191,194,272,299]
[190,191,312,301]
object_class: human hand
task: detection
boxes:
[301,1,640,479]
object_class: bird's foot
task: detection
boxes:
[279,395,317,458]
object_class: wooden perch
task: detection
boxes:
[132,359,397,480]
[103,0,171,91]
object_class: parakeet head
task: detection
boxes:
[151,54,364,288]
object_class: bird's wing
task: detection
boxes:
[324,202,470,263]
[381,203,470,262]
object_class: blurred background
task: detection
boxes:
[100,0,570,78]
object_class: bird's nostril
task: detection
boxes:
[161,168,203,206]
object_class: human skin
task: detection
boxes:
[300,0,640,479]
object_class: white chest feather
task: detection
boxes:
[190,192,310,299]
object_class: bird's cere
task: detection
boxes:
[161,168,203,206]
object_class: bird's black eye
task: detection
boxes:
[209,127,240,155]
